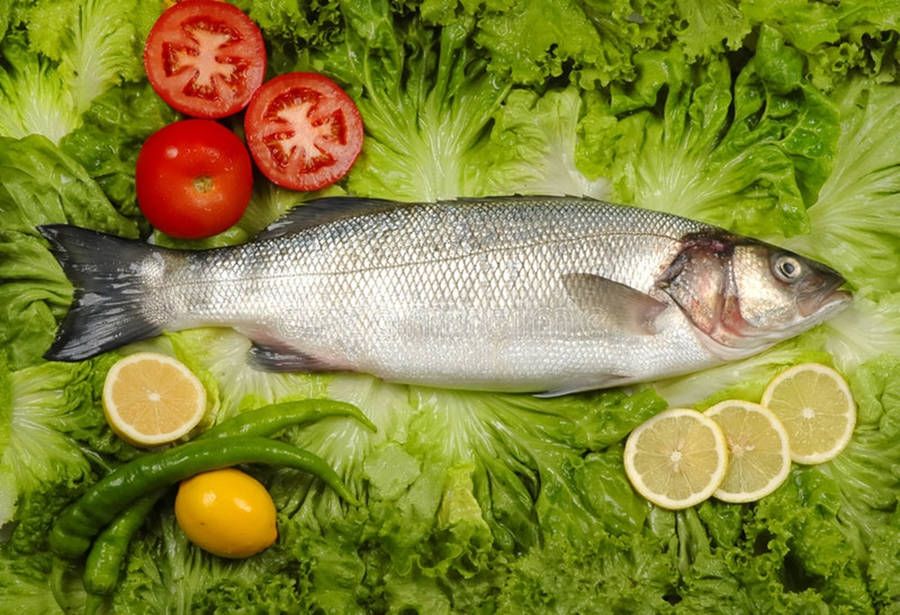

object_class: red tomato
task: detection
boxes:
[144,0,266,119]
[136,119,253,239]
[243,72,364,191]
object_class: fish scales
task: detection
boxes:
[162,198,714,391]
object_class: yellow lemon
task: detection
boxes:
[175,468,278,558]
[623,408,728,510]
[761,363,856,464]
[705,400,791,503]
[102,352,207,447]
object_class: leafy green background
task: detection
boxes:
[1,0,899,612]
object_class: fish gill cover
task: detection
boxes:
[0,0,899,612]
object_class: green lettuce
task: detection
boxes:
[59,81,178,226]
[578,28,840,238]
[740,0,900,90]
[781,80,900,293]
[0,0,161,143]
[0,135,139,368]
[472,87,609,198]
[0,354,131,527]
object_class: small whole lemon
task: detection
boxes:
[175,468,277,558]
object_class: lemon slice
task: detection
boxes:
[761,363,856,464]
[623,408,728,510]
[102,352,207,447]
[705,400,791,503]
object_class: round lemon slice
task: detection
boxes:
[102,352,207,447]
[761,363,856,464]
[705,400,791,503]
[623,408,728,510]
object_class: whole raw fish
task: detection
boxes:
[40,196,850,394]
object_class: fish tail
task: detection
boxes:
[39,225,167,362]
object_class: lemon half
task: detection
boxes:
[102,352,207,447]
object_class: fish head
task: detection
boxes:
[659,232,851,359]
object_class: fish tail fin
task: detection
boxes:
[39,225,167,361]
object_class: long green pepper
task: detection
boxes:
[200,399,377,439]
[50,436,358,559]
[82,491,162,596]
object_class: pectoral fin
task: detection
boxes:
[562,273,668,335]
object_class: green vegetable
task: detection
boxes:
[0,355,126,528]
[50,436,357,559]
[0,136,141,369]
[578,36,839,239]
[1,0,900,612]
[0,0,160,143]
[199,399,376,438]
[82,491,161,598]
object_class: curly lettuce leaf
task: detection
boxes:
[471,87,609,199]
[0,355,128,527]
[782,81,900,293]
[0,135,139,367]
[578,30,841,239]
[59,81,178,226]
[823,290,900,375]
[740,0,900,90]
[0,0,158,143]
[472,0,637,87]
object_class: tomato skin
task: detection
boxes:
[244,72,364,191]
[144,0,266,119]
[136,119,253,239]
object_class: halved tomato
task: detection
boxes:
[144,0,266,119]
[243,72,364,191]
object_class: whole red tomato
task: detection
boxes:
[136,119,253,239]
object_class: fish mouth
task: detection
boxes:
[798,278,852,318]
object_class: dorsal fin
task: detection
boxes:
[253,196,412,241]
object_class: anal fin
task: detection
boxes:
[534,374,631,397]
[248,342,338,373]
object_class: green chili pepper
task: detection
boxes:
[51,436,356,559]
[82,490,162,596]
[200,399,376,439]
[78,398,373,598]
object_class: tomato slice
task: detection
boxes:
[144,0,266,119]
[243,72,364,191]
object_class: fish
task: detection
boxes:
[38,196,851,395]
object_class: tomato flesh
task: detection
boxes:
[145,0,266,119]
[244,73,364,191]
[135,119,253,239]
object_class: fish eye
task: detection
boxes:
[773,255,802,282]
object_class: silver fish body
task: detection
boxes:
[40,196,850,394]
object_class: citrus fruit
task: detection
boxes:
[102,352,207,447]
[623,408,728,510]
[175,468,278,558]
[761,363,856,464]
[705,400,791,503]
